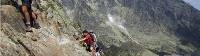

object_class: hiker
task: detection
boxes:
[12,0,40,32]
[78,30,96,56]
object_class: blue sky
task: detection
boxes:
[183,0,200,10]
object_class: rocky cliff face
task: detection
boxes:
[1,0,90,56]
[1,0,200,56]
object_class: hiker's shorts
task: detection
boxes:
[22,0,32,10]
[86,44,101,52]
[86,44,92,52]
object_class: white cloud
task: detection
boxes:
[183,0,200,10]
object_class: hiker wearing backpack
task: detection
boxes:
[12,0,40,32]
[79,30,96,56]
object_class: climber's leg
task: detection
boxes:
[91,45,96,56]
[31,11,41,29]
[21,5,32,32]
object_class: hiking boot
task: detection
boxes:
[26,24,33,32]
[33,22,41,29]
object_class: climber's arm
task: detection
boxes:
[79,38,87,42]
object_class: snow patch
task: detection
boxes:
[106,14,140,44]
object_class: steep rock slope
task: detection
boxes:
[0,0,90,56]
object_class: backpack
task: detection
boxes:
[89,32,97,42]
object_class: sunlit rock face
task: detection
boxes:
[1,0,200,56]
[0,1,90,56]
